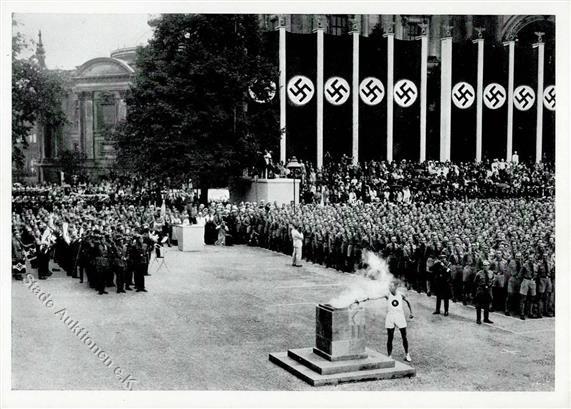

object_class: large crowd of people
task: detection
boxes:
[12,159,555,321]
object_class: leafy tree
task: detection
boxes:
[55,149,87,183]
[12,20,67,171]
[116,14,279,200]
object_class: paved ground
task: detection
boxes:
[12,244,554,391]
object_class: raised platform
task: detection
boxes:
[229,176,300,205]
[269,348,415,386]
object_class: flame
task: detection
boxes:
[327,251,395,309]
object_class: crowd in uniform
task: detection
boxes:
[11,181,197,294]
[12,159,555,321]
[298,155,554,205]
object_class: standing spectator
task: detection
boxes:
[474,260,494,325]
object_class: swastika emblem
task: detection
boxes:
[513,85,535,111]
[359,77,385,106]
[543,85,555,111]
[324,77,350,105]
[483,83,506,110]
[393,79,418,108]
[287,75,315,106]
[248,79,276,104]
[452,82,475,109]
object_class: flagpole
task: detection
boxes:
[473,28,485,162]
[383,26,394,163]
[503,37,515,162]
[440,26,453,162]
[417,23,428,163]
[314,16,324,170]
[278,16,287,164]
[533,32,545,164]
[351,19,360,165]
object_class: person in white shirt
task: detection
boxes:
[383,282,413,362]
[291,223,304,267]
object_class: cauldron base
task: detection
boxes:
[269,348,415,387]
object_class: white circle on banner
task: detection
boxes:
[359,77,385,106]
[483,83,506,110]
[248,80,276,103]
[452,82,475,109]
[543,85,555,111]
[393,79,418,108]
[513,85,535,111]
[287,75,315,106]
[324,77,350,105]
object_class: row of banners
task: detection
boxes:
[251,30,555,164]
[285,75,556,111]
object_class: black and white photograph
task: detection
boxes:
[1,1,569,407]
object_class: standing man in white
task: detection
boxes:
[384,282,414,362]
[291,223,304,267]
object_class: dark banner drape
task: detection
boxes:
[513,45,538,162]
[285,32,316,162]
[543,43,555,162]
[451,40,477,161]
[482,43,509,160]
[359,36,387,161]
[323,34,353,158]
[393,38,421,161]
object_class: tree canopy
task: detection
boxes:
[12,21,67,170]
[115,14,279,189]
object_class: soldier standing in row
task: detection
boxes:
[474,260,494,325]
[130,235,148,292]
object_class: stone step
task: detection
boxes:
[269,351,416,386]
[287,347,395,375]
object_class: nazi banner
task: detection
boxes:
[452,82,475,109]
[287,75,315,106]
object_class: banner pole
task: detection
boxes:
[417,24,428,163]
[473,32,485,163]
[278,17,287,164]
[533,33,545,164]
[503,38,515,162]
[351,20,360,165]
[314,17,324,170]
[383,28,394,163]
[440,28,453,162]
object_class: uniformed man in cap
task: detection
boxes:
[473,260,494,324]
[129,234,148,292]
[431,252,452,316]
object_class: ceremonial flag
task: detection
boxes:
[512,44,538,161]
[450,40,477,161]
[359,35,387,161]
[286,32,317,161]
[393,37,421,161]
[323,33,352,158]
[482,43,509,160]
[542,41,555,162]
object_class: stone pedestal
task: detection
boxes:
[314,304,367,361]
[176,224,204,252]
[269,303,415,386]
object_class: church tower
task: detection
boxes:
[35,30,46,69]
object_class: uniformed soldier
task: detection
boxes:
[473,260,494,324]
[12,230,26,280]
[112,234,128,293]
[431,252,452,316]
[130,234,148,292]
[93,232,109,295]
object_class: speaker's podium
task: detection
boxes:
[229,176,301,205]
[176,224,205,251]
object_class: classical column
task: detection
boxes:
[314,16,324,169]
[351,19,360,165]
[473,28,485,162]
[278,16,287,164]
[533,33,545,163]
[440,26,453,161]
[84,92,95,159]
[383,26,394,162]
[503,37,515,161]
[418,23,428,162]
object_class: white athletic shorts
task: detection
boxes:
[385,312,407,329]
